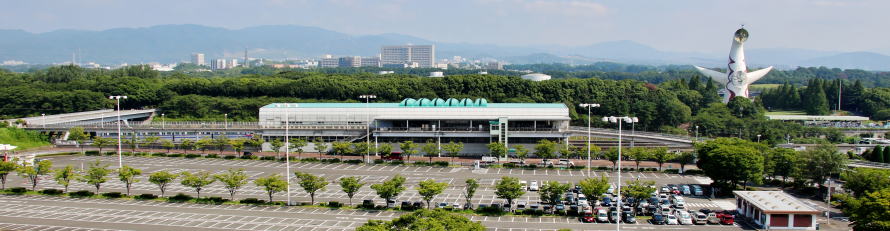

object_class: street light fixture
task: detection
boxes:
[279,103,298,205]
[161,113,165,130]
[41,113,46,128]
[109,95,127,169]
[601,115,638,231]
[359,95,377,164]
[757,134,761,143]
[224,113,228,130]
[578,103,600,177]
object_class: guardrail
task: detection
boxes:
[26,121,367,130]
[567,126,697,143]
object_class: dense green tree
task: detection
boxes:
[212,136,230,155]
[117,165,142,196]
[464,179,479,208]
[214,168,249,200]
[53,165,78,193]
[494,176,525,205]
[539,181,571,208]
[578,176,610,201]
[18,159,52,190]
[649,147,674,171]
[798,144,847,189]
[148,170,177,197]
[602,148,620,170]
[442,141,464,163]
[295,172,329,205]
[254,174,287,202]
[289,138,308,159]
[839,188,890,230]
[534,140,557,160]
[841,168,890,197]
[160,139,174,153]
[622,179,657,207]
[68,127,89,154]
[270,139,284,158]
[229,138,247,156]
[370,175,407,208]
[676,151,696,173]
[0,160,18,190]
[512,145,529,163]
[421,140,438,163]
[487,142,506,159]
[399,141,418,163]
[339,176,364,206]
[91,137,113,154]
[626,147,651,170]
[79,160,109,194]
[696,138,765,191]
[179,139,195,153]
[417,179,449,209]
[180,171,216,198]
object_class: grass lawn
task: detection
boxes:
[764,110,807,115]
[0,127,51,150]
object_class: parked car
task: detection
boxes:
[681,185,692,195]
[609,210,621,223]
[452,202,461,210]
[706,213,721,224]
[413,201,423,210]
[555,204,566,214]
[515,201,527,213]
[659,205,672,214]
[601,197,613,207]
[362,199,374,208]
[386,200,396,208]
[596,208,609,223]
[437,202,449,209]
[581,209,595,223]
[651,213,666,225]
[529,203,541,212]
[607,184,615,195]
[692,185,704,196]
[693,211,709,225]
[401,201,413,210]
[660,187,671,193]
[666,214,679,225]
[520,180,528,189]
[675,210,693,225]
[716,211,735,225]
[529,181,539,191]
[622,211,637,224]
[565,193,576,205]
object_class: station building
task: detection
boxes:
[258,98,571,154]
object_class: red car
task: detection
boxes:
[382,152,403,161]
[716,211,734,225]
[581,210,595,223]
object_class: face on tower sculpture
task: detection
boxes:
[695,28,773,103]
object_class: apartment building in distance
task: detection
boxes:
[381,45,435,68]
[191,53,205,66]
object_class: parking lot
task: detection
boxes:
[0,154,747,230]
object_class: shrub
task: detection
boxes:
[122,152,133,156]
[373,159,384,164]
[597,166,609,170]
[168,193,193,202]
[503,163,517,168]
[387,160,404,165]
[433,161,449,167]
[327,201,343,208]
[152,153,167,157]
[204,154,218,158]
[683,169,704,175]
[223,155,236,159]
[196,196,227,204]
[84,151,100,156]
[260,156,276,161]
[7,187,28,194]
[69,190,95,198]
[301,158,319,162]
[343,159,362,164]
[526,164,538,169]
[133,152,149,156]
[101,192,123,198]
[40,189,64,195]
[239,198,265,204]
[663,169,680,174]
[135,193,158,200]
[104,152,117,156]
[183,154,200,159]
[321,158,341,163]
[166,153,183,158]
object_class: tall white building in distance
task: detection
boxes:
[381,45,435,68]
[191,53,205,66]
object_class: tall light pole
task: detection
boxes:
[161,113,165,130]
[224,113,228,130]
[41,113,46,128]
[579,103,600,177]
[602,115,638,231]
[280,103,297,205]
[757,134,761,143]
[359,95,377,164]
[695,125,699,143]
[109,95,127,169]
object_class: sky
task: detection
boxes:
[2,0,887,54]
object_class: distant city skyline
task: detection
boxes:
[2,0,888,55]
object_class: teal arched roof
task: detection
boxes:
[398,98,488,107]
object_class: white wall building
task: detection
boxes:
[191,53,205,66]
[381,45,435,68]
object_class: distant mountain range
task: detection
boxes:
[1,24,889,71]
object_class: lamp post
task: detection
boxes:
[757,134,761,143]
[359,95,377,164]
[601,115,638,231]
[280,103,298,205]
[224,113,228,130]
[161,113,165,130]
[109,95,127,169]
[579,103,600,177]
[695,125,699,143]
[41,113,46,128]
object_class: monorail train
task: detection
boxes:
[94,131,255,142]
